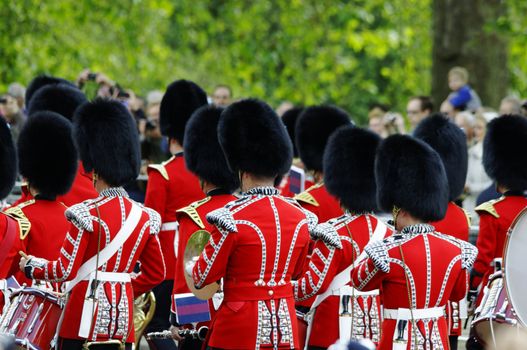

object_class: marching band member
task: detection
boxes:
[293,126,391,349]
[0,117,20,309]
[6,111,78,287]
[169,105,239,347]
[190,99,317,349]
[467,114,527,349]
[294,106,351,222]
[351,134,477,350]
[144,80,208,350]
[20,99,165,350]
[413,113,470,349]
[11,83,97,207]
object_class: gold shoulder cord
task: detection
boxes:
[398,244,418,347]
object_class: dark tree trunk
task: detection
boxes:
[432,0,508,110]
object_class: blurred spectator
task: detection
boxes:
[440,99,456,119]
[276,101,294,117]
[522,99,527,117]
[7,83,26,111]
[447,66,482,111]
[0,93,26,141]
[212,84,232,107]
[464,112,493,222]
[368,103,405,137]
[499,96,522,115]
[407,95,434,130]
[146,90,163,121]
[455,111,475,145]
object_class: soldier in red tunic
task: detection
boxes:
[0,117,21,307]
[414,113,471,348]
[293,106,351,223]
[466,115,527,350]
[189,99,316,349]
[20,99,165,350]
[5,111,78,287]
[351,135,477,350]
[168,105,239,348]
[144,80,208,350]
[11,83,97,208]
[294,126,392,349]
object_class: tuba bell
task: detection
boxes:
[133,291,156,348]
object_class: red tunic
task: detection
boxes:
[5,198,70,287]
[28,188,165,342]
[0,213,22,311]
[430,201,470,335]
[294,214,392,348]
[472,194,527,295]
[192,187,315,349]
[10,162,97,208]
[144,154,204,280]
[351,224,477,350]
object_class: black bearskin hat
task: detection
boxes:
[18,112,78,197]
[184,105,239,192]
[0,118,17,199]
[25,75,76,107]
[74,99,140,187]
[296,105,351,172]
[27,84,87,121]
[483,114,527,191]
[218,99,293,178]
[375,134,448,222]
[414,113,467,201]
[160,79,208,144]
[324,125,380,213]
[281,107,303,158]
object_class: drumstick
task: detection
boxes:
[19,251,29,259]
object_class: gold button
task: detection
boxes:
[268,290,274,296]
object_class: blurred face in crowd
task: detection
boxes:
[473,117,486,143]
[147,102,161,121]
[440,100,455,119]
[448,73,465,91]
[499,100,519,115]
[368,116,385,137]
[407,98,428,129]
[212,87,231,107]
[4,95,20,119]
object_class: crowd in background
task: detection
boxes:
[1,66,526,222]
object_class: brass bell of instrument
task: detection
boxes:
[184,230,220,300]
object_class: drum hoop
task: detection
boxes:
[503,206,527,327]
[10,287,63,305]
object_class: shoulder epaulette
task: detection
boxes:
[148,164,169,181]
[176,197,212,229]
[460,241,478,270]
[364,240,390,273]
[4,200,34,240]
[281,197,318,233]
[311,222,342,249]
[65,203,94,232]
[206,207,237,233]
[294,189,319,207]
[461,207,472,227]
[474,197,504,218]
[143,206,161,234]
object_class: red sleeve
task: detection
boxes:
[351,256,386,292]
[31,223,90,282]
[472,213,497,288]
[450,268,469,302]
[192,226,235,288]
[144,170,167,219]
[132,233,165,297]
[293,240,340,301]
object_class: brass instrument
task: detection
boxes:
[184,230,220,300]
[133,291,156,348]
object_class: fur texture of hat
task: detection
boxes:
[218,99,293,178]
[27,83,87,121]
[18,111,78,196]
[0,118,17,199]
[73,99,140,187]
[184,105,239,192]
[159,79,208,143]
[25,75,76,107]
[375,134,448,222]
[483,114,527,191]
[295,105,351,171]
[324,125,380,212]
[281,107,303,158]
[414,113,467,201]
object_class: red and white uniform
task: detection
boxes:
[5,197,69,287]
[0,212,22,311]
[26,187,165,343]
[351,223,477,350]
[430,202,471,336]
[171,190,237,310]
[11,163,97,208]
[294,183,343,223]
[145,153,204,280]
[471,193,527,300]
[192,187,316,349]
[294,214,391,348]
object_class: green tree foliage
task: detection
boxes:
[0,1,524,125]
